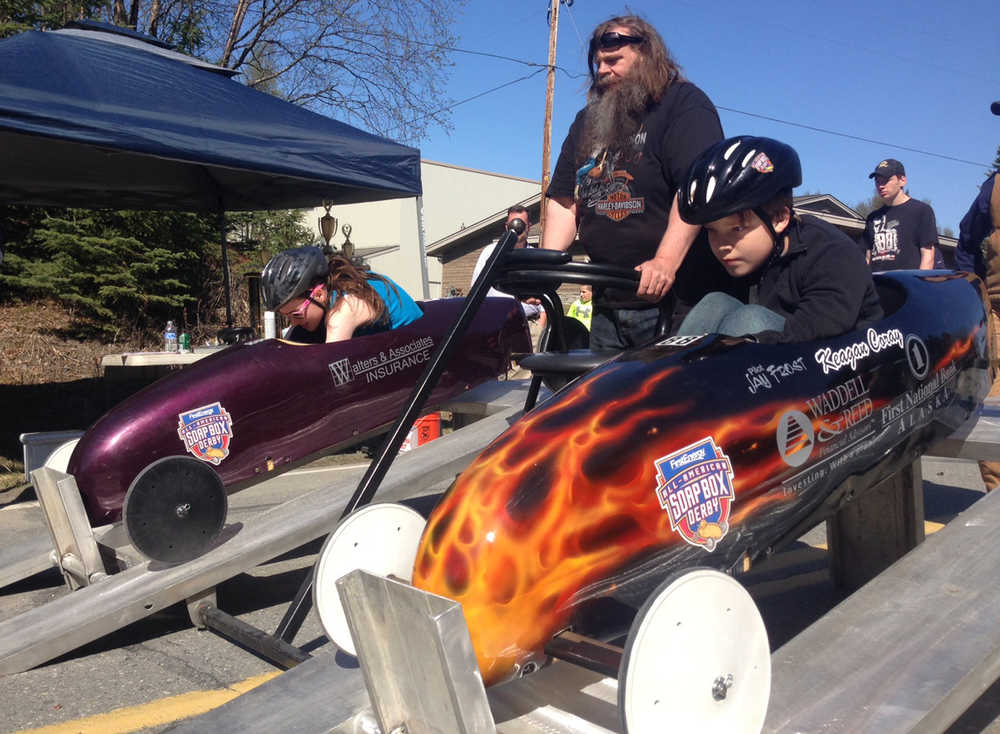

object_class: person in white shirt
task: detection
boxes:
[471,206,548,334]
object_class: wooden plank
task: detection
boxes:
[167,651,370,734]
[440,378,542,422]
[99,349,223,369]
[765,486,1000,733]
[929,399,1000,461]
[441,378,532,411]
[0,404,523,675]
[169,649,620,734]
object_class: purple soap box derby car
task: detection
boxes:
[62,297,530,563]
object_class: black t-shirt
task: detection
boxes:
[548,82,724,308]
[864,198,938,271]
[754,215,884,343]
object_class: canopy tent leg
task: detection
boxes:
[220,211,233,328]
[416,196,431,300]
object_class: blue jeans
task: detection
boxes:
[590,305,663,350]
[677,292,785,337]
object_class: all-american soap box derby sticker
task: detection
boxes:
[654,437,735,551]
[177,402,234,465]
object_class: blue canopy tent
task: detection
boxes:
[0,25,422,325]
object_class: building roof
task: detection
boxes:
[425,193,542,256]
[356,244,399,259]
[421,159,541,185]
[793,193,864,221]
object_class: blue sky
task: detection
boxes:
[413,0,999,235]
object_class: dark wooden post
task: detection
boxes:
[827,460,925,591]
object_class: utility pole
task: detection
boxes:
[540,0,561,241]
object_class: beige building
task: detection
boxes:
[304,160,540,299]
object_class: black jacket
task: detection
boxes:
[753,214,883,343]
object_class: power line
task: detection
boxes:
[392,68,547,136]
[440,45,547,70]
[439,42,585,80]
[559,0,587,53]
[341,29,585,79]
[395,65,991,172]
[718,105,994,169]
[361,24,992,170]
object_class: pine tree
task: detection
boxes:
[228,210,313,253]
[0,209,216,339]
[0,0,106,39]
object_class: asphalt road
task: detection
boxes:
[1,456,998,734]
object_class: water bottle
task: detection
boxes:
[164,320,178,353]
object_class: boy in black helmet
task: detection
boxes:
[676,136,882,343]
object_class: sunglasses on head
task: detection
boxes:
[595,31,643,50]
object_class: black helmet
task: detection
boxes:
[261,246,329,311]
[678,136,802,226]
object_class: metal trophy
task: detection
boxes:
[341,223,355,261]
[318,203,338,255]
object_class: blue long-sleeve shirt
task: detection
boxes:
[955,172,996,277]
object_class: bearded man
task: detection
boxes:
[542,16,729,349]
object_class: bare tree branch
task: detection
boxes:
[221,0,251,67]
[93,0,462,144]
[147,0,162,36]
[112,0,127,25]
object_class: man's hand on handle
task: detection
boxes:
[635,257,676,301]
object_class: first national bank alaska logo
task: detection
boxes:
[654,437,735,552]
[177,402,234,465]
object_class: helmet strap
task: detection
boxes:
[753,206,784,267]
[307,282,330,317]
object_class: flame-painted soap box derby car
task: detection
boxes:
[312,257,991,734]
[53,297,530,563]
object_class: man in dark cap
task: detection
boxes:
[957,101,1000,490]
[862,158,938,271]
